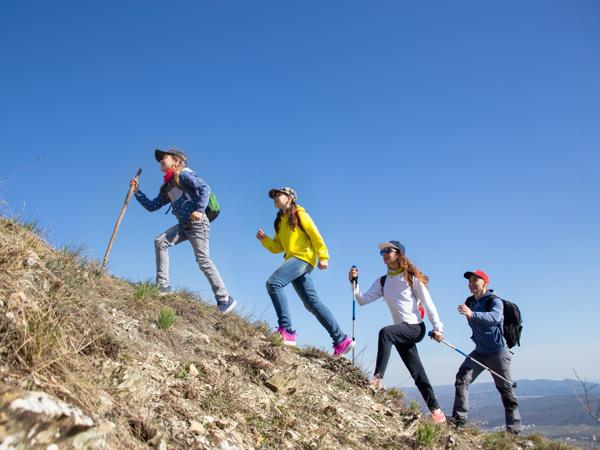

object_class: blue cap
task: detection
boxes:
[378,240,406,255]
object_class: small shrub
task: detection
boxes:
[482,431,517,450]
[134,282,157,300]
[175,362,189,379]
[157,307,176,330]
[414,422,440,448]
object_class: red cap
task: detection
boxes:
[464,269,490,284]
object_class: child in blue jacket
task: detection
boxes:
[130,148,236,314]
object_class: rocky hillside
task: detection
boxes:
[0,218,573,449]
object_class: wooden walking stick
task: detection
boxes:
[100,168,142,274]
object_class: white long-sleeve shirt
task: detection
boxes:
[353,272,444,332]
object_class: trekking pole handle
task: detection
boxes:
[351,265,358,283]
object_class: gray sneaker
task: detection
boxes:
[158,285,173,296]
[217,296,237,314]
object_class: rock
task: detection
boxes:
[189,364,200,378]
[189,420,206,435]
[284,429,300,441]
[70,421,117,449]
[227,365,241,377]
[202,415,215,425]
[115,368,161,402]
[446,433,456,448]
[8,391,93,428]
[322,405,337,417]
[0,390,95,448]
[25,250,40,267]
[216,418,237,430]
[199,334,211,345]
[264,371,298,394]
[370,402,385,413]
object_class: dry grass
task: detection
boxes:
[0,216,577,450]
[0,218,104,409]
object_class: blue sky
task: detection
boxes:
[1,1,599,387]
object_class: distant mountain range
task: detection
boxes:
[403,378,600,445]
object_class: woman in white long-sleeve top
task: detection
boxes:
[349,240,446,423]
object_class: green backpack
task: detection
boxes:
[166,169,221,222]
[205,192,220,222]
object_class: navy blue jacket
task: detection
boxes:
[134,168,210,224]
[466,289,506,355]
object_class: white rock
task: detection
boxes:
[202,416,215,425]
[9,391,93,428]
[189,420,206,435]
[189,364,200,378]
[284,429,300,440]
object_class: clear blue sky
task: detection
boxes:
[1,1,599,387]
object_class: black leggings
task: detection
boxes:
[374,322,440,411]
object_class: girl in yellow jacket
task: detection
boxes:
[256,187,355,357]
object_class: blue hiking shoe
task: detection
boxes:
[217,296,237,315]
[158,285,173,296]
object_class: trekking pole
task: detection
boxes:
[351,265,358,364]
[100,168,142,275]
[428,331,517,388]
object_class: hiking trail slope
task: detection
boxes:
[0,218,571,449]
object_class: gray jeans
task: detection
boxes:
[154,215,228,303]
[453,350,521,432]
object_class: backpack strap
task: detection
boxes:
[379,275,387,289]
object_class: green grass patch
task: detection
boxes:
[134,282,158,300]
[414,422,440,448]
[157,307,176,330]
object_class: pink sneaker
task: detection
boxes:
[370,376,384,391]
[277,327,297,346]
[430,409,446,424]
[333,336,355,357]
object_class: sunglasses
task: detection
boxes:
[379,248,397,256]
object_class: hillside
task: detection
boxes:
[405,380,600,446]
[0,217,573,449]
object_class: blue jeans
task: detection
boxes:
[266,257,346,345]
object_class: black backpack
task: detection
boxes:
[467,295,523,348]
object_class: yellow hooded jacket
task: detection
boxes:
[261,206,329,267]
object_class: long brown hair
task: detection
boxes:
[274,202,300,233]
[399,254,429,288]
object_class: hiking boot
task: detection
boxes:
[158,285,173,296]
[333,336,355,357]
[277,327,297,346]
[506,427,521,435]
[217,296,237,315]
[430,409,446,424]
[446,415,467,428]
